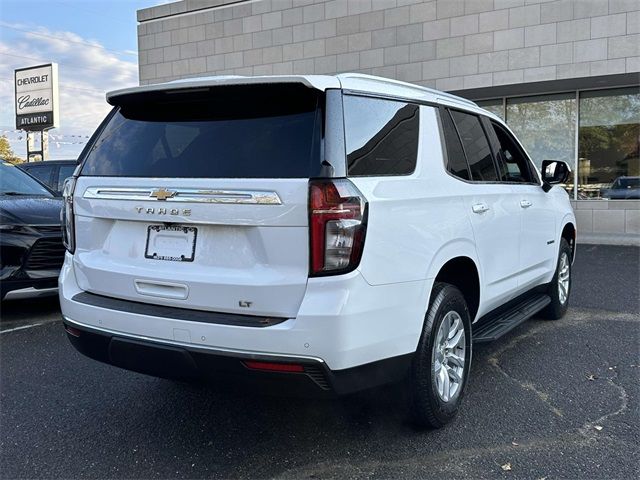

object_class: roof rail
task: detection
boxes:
[336,73,477,107]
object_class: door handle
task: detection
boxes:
[472,203,490,214]
[520,200,532,208]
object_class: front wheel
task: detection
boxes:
[541,238,572,320]
[408,282,472,428]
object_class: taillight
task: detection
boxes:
[61,177,76,253]
[309,179,367,276]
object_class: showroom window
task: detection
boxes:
[476,99,504,120]
[505,94,576,196]
[505,94,576,174]
[474,88,640,200]
[578,88,640,200]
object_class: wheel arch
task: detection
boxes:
[560,220,576,263]
[426,240,481,323]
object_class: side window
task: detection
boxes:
[449,110,499,182]
[57,165,77,191]
[489,121,535,183]
[344,95,419,176]
[440,108,470,180]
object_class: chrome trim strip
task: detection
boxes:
[83,187,282,205]
[62,315,325,364]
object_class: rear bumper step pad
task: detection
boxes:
[71,291,287,328]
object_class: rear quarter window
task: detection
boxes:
[344,95,419,176]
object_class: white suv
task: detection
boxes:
[59,74,576,428]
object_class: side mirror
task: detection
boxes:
[541,160,571,185]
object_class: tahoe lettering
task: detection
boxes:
[135,206,191,216]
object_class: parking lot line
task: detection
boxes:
[0,321,48,334]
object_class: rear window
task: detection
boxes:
[80,84,323,178]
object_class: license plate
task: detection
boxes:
[145,225,197,262]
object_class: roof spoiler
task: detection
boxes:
[106,75,341,105]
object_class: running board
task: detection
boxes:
[472,294,551,343]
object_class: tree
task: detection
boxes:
[0,136,23,164]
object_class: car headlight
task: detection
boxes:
[61,177,76,253]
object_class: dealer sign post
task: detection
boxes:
[14,63,59,161]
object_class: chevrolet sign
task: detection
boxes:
[15,63,59,131]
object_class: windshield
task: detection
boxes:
[0,162,53,197]
[80,84,323,178]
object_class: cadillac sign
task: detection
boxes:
[14,63,59,130]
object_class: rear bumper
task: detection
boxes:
[63,319,412,397]
[60,252,429,385]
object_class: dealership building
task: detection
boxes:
[136,0,640,244]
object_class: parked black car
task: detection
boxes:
[19,159,78,195]
[1,161,65,300]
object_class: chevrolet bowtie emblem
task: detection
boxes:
[149,188,177,201]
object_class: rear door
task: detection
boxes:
[73,83,325,318]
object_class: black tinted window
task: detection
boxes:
[450,110,498,182]
[344,96,419,176]
[81,85,322,178]
[440,109,470,180]
[24,164,54,187]
[57,165,77,191]
[488,121,534,183]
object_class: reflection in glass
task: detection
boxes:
[506,94,576,196]
[578,88,640,200]
[450,110,497,182]
[441,109,470,180]
[477,99,504,120]
[344,96,419,176]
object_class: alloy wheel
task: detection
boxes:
[432,311,466,402]
[558,252,570,305]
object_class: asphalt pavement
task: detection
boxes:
[1,245,638,479]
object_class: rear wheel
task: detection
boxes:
[408,282,472,428]
[541,238,572,320]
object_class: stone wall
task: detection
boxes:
[137,0,640,89]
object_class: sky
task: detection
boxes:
[0,0,168,160]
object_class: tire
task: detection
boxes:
[409,282,472,428]
[541,238,572,320]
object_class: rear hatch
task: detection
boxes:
[73,83,326,318]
